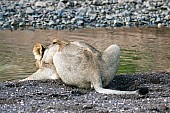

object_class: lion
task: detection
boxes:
[21,39,148,95]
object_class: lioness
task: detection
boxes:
[22,39,148,95]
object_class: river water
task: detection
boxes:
[0,27,170,81]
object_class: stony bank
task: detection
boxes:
[0,0,170,30]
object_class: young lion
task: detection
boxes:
[22,39,148,95]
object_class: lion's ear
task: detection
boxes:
[52,38,70,51]
[33,43,45,60]
[52,38,69,45]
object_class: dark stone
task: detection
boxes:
[138,87,149,95]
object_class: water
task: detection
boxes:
[0,27,170,81]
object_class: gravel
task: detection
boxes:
[0,72,169,112]
[0,0,170,30]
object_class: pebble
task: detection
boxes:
[83,104,93,109]
[0,0,170,30]
[26,7,34,14]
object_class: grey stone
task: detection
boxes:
[10,19,18,26]
[57,1,66,9]
[56,19,61,24]
[164,15,170,20]
[148,6,157,11]
[26,7,34,14]
[77,7,87,16]
[86,10,97,21]
[46,6,55,11]
[66,0,78,7]
[106,14,114,20]
[46,0,55,6]
[77,20,84,26]
[19,21,25,27]
[61,19,67,24]
[48,20,55,26]
[161,6,168,10]
[0,21,3,26]
[71,18,77,24]
[83,104,93,109]
[93,0,102,6]
[102,0,110,5]
[143,1,150,7]
[155,17,161,23]
[35,1,46,7]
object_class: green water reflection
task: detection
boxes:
[118,49,150,74]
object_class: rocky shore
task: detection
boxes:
[0,72,170,112]
[0,0,170,30]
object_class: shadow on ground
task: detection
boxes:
[0,72,170,113]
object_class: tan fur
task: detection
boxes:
[33,43,46,68]
[22,39,139,95]
[35,60,41,68]
[33,43,45,60]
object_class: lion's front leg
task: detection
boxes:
[20,67,60,81]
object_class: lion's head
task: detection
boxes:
[32,38,69,68]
